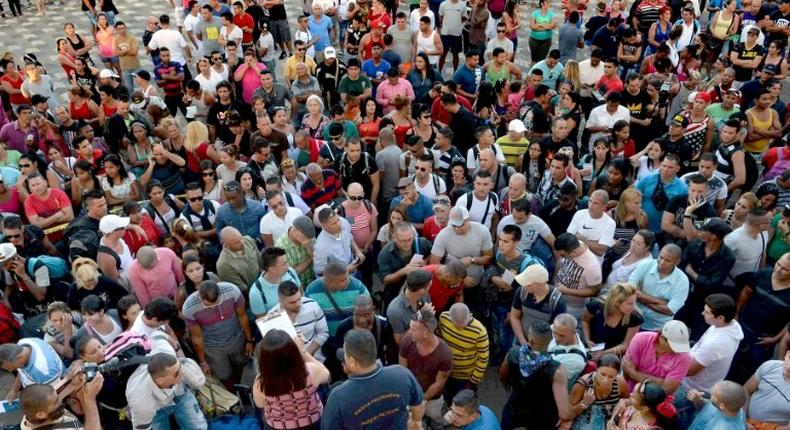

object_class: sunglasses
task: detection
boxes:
[397,185,409,190]
[349,196,365,201]
[330,135,343,141]
[18,163,31,168]
[202,171,214,177]
[297,48,306,52]
[5,233,21,239]
[189,196,204,202]
[415,166,428,172]
[497,29,506,33]
[421,115,431,119]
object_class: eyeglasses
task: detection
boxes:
[497,29,506,33]
[349,196,365,201]
[189,196,204,202]
[330,135,343,141]
[18,163,31,168]
[297,48,306,52]
[5,233,21,239]
[202,171,214,177]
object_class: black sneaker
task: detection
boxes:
[279,51,287,60]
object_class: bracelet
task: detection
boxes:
[580,402,588,410]
[683,215,693,219]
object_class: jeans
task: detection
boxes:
[672,385,700,430]
[121,68,139,91]
[490,304,514,365]
[150,390,207,430]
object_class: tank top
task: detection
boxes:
[486,62,512,84]
[69,100,93,121]
[362,35,385,60]
[573,373,622,425]
[1,74,27,105]
[67,34,92,64]
[417,30,439,64]
[102,102,118,119]
[745,109,775,154]
[647,22,670,54]
[712,13,734,39]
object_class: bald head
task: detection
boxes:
[379,126,395,146]
[220,226,241,244]
[591,189,609,203]
[448,303,471,325]
[136,246,157,269]
[713,381,747,413]
[348,182,364,196]
[306,163,322,176]
[509,173,527,189]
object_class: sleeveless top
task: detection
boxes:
[67,34,92,64]
[572,373,622,425]
[362,34,385,60]
[651,22,670,52]
[263,382,323,429]
[102,102,118,119]
[486,62,512,84]
[69,100,93,121]
[416,30,439,64]
[745,109,775,154]
[1,74,27,105]
[614,406,659,430]
[712,13,734,39]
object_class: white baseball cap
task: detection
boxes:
[508,119,527,134]
[661,320,691,353]
[515,264,549,286]
[99,68,119,79]
[99,214,130,234]
[324,47,337,59]
[0,243,17,263]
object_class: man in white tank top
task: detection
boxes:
[414,15,443,66]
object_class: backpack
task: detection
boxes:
[104,331,152,360]
[65,226,101,263]
[471,144,500,165]
[338,152,371,180]
[464,191,498,226]
[26,255,70,281]
[143,196,181,234]
[763,149,790,181]
[717,144,759,191]
[409,173,442,196]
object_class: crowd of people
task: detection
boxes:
[0,0,789,428]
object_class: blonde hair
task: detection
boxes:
[614,187,648,228]
[184,121,209,153]
[46,301,70,319]
[604,283,638,325]
[738,192,759,210]
[563,60,582,92]
[72,257,100,288]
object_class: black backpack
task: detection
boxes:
[718,144,758,191]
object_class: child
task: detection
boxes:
[686,381,746,430]
[344,94,361,122]
[508,81,523,113]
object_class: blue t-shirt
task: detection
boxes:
[18,338,65,387]
[308,15,333,52]
[453,64,483,96]
[689,403,745,430]
[636,173,687,232]
[461,406,501,430]
[361,59,392,99]
[321,364,424,430]
[390,193,435,226]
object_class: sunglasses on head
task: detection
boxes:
[223,184,240,192]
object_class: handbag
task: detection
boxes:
[196,376,240,417]
[206,384,261,430]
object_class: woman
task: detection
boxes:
[253,328,330,430]
[117,294,140,331]
[67,85,100,127]
[582,283,643,357]
[237,167,266,201]
[97,215,134,283]
[18,152,60,201]
[184,121,220,183]
[174,254,219,312]
[64,22,93,66]
[199,160,223,201]
[70,159,102,207]
[95,14,121,76]
[609,382,677,430]
[300,95,330,139]
[580,139,612,194]
[561,91,583,142]
[388,95,414,147]
[161,118,187,158]
[357,98,383,149]
[44,302,82,360]
[216,144,247,184]
[144,180,184,235]
[446,157,472,203]
[194,57,223,95]
[706,0,739,74]
[101,154,139,207]
[376,206,413,246]
[602,230,654,295]
[97,85,119,128]
[57,38,78,78]
[1,60,29,110]
[77,295,123,346]
[630,141,663,182]
[407,52,442,101]
[70,57,100,104]
[367,0,391,29]
[563,60,582,93]
[519,141,546,194]
[607,0,626,19]
[271,107,297,160]
[503,0,522,59]
[721,192,759,230]
[570,354,630,429]
[529,0,556,65]
[0,141,21,169]
[590,158,632,205]
[0,175,20,215]
[757,40,789,81]
[646,7,672,57]
[125,121,154,176]
[408,104,438,148]
[66,257,127,315]
[281,159,306,195]
[610,120,636,159]
[122,201,161,253]
[607,190,649,261]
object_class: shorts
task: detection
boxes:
[173,6,184,27]
[100,55,120,64]
[441,34,462,54]
[204,335,248,382]
[84,10,98,26]
[270,19,291,44]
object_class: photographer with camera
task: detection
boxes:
[72,335,133,429]
[18,373,103,430]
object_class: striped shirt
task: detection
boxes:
[437,312,489,384]
[270,297,329,361]
[304,277,370,336]
[635,0,666,35]
[17,338,64,387]
[299,170,342,209]
[182,281,245,347]
[275,232,315,286]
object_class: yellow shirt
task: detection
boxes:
[495,135,530,167]
[283,55,318,83]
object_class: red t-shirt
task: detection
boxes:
[596,74,623,94]
[762,147,790,170]
[123,215,161,254]
[233,12,255,44]
[24,188,71,220]
[423,264,464,312]
[187,142,210,173]
[431,95,473,126]
[422,216,444,242]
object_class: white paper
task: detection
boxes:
[410,254,424,264]
[256,313,297,340]
[501,270,516,285]
[590,343,606,352]
[185,106,197,118]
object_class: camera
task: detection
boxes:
[82,357,121,383]
[658,80,671,105]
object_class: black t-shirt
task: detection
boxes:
[335,152,379,197]
[1,225,47,258]
[768,10,790,45]
[663,194,718,243]
[618,39,642,66]
[207,100,252,144]
[732,42,766,82]
[539,136,578,162]
[268,3,287,20]
[740,269,790,337]
[585,299,644,349]
[655,134,693,173]
[540,201,580,237]
[511,286,567,331]
[245,5,265,42]
[520,101,550,136]
[621,89,651,120]
[66,275,129,310]
[593,174,629,202]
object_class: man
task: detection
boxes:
[128,298,179,345]
[592,18,623,59]
[246,138,279,181]
[284,40,318,87]
[412,155,447,200]
[314,207,365,275]
[595,58,624,98]
[195,5,223,59]
[453,49,483,102]
[437,0,466,72]
[334,295,397,368]
[678,218,736,339]
[256,21,277,77]
[536,153,575,209]
[538,117,578,163]
[497,198,554,253]
[387,269,433,345]
[661,174,719,246]
[378,221,433,306]
[0,104,38,153]
[510,264,566,346]
[740,64,776,110]
[207,81,251,144]
[273,216,315,287]
[675,294,744,427]
[499,321,574,429]
[681,154,728,213]
[260,191,302,247]
[127,246,184,308]
[300,163,342,210]
[1,215,58,258]
[270,280,329,361]
[376,68,415,115]
[559,12,584,64]
[391,177,434,231]
[637,154,688,233]
[336,140,380,202]
[497,120,530,168]
[473,148,515,193]
[62,191,108,261]
[218,12,243,59]
[252,71,296,119]
[19,377,102,430]
[305,260,370,337]
[585,91,631,150]
[434,127,465,176]
[399,309,452,428]
[0,338,64,401]
[414,15,443,67]
[291,62,322,123]
[619,323,684,399]
[322,329,425,429]
[446,390,500,429]
[153,48,186,117]
[401,134,439,176]
[430,81,472,128]
[621,73,653,146]
[725,207,771,291]
[519,84,551,141]
[540,182,583,238]
[113,21,141,90]
[629,243,689,331]
[249,247,302,319]
[497,173,536,218]
[549,313,589,386]
[387,12,415,71]
[567,190,615,261]
[215,180,265,240]
[126,336,207,430]
[179,183,220,241]
[454,171,499,230]
[578,49,606,114]
[231,1,254,51]
[183,280,254,388]
[438,303,489,403]
[251,114,290,163]
[530,49,565,93]
[361,44,391,92]
[318,122,346,168]
[430,206,494,290]
[553,232,603,319]
[147,15,193,72]
[411,0,435,31]
[742,349,790,425]
[715,119,752,193]
[216,226,261,293]
[442,93,480,154]
[315,47,346,109]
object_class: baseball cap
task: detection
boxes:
[698,217,732,239]
[515,264,549,286]
[132,70,151,81]
[763,64,778,75]
[448,206,469,227]
[670,114,689,128]
[725,88,742,98]
[99,214,130,234]
[433,195,451,209]
[558,181,578,197]
[693,91,710,103]
[397,176,414,188]
[99,68,119,79]
[508,119,527,134]
[0,243,17,263]
[324,46,337,59]
[292,215,316,239]
[661,320,691,353]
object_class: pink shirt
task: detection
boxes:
[127,247,185,308]
[375,78,415,115]
[340,200,379,248]
[624,331,691,391]
[235,62,267,104]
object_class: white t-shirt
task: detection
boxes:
[148,28,189,64]
[683,321,744,393]
[294,28,316,58]
[194,70,224,94]
[258,32,276,62]
[567,210,616,262]
[184,13,202,52]
[410,9,436,31]
[455,192,498,229]
[497,214,552,251]
[465,144,506,170]
[220,25,243,58]
[586,105,631,151]
[414,174,447,200]
[260,207,302,243]
[130,312,166,338]
[723,227,768,286]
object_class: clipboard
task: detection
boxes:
[255,312,297,340]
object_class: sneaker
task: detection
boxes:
[279,51,287,60]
